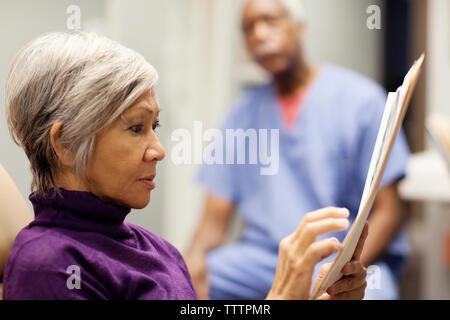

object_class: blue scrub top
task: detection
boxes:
[197,65,410,299]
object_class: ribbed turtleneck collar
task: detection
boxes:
[28,188,133,238]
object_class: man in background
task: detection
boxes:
[185,0,410,300]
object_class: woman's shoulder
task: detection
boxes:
[126,223,184,258]
[5,226,82,272]
[3,225,113,300]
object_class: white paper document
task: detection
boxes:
[310,54,425,299]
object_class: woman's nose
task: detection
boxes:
[144,140,165,162]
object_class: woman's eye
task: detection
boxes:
[129,124,144,134]
[152,122,160,131]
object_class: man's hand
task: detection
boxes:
[315,222,369,300]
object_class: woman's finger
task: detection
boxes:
[327,273,367,295]
[327,268,366,295]
[314,263,332,287]
[316,292,331,300]
[319,262,332,275]
[342,260,366,276]
[298,207,350,227]
[328,282,367,300]
[295,218,349,252]
[303,238,343,267]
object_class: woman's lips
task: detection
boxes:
[139,176,156,189]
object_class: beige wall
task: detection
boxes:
[427,0,450,116]
[0,0,105,211]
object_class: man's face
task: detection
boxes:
[242,0,302,75]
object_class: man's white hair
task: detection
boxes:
[239,0,306,24]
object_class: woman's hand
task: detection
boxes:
[315,222,369,300]
[184,249,210,300]
[266,207,350,300]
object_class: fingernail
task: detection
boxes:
[340,208,350,216]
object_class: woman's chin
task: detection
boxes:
[127,193,151,210]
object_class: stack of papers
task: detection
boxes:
[311,54,425,299]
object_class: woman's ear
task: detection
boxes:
[50,120,73,167]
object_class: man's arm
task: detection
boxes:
[360,180,404,266]
[187,194,235,252]
[184,194,235,299]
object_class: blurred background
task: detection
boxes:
[0,0,449,299]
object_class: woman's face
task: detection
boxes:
[84,89,165,209]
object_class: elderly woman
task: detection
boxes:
[3,32,368,300]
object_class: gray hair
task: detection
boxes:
[6,32,158,195]
[239,0,306,25]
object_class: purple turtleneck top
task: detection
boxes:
[3,189,197,300]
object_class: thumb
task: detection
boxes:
[317,263,331,278]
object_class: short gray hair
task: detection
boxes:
[6,32,158,195]
[240,0,306,24]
